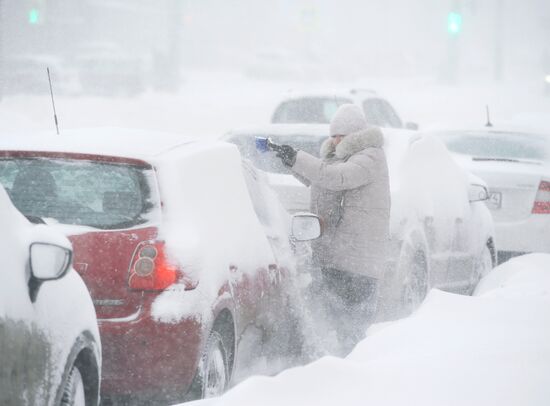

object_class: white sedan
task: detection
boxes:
[223,124,496,312]
[0,185,101,406]
[271,88,418,130]
[432,128,550,263]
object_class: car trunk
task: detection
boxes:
[0,152,162,319]
[68,227,158,320]
[470,161,543,222]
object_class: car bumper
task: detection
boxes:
[99,305,203,401]
[494,214,550,255]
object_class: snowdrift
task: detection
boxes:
[186,253,550,406]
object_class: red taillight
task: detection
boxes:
[532,180,550,214]
[128,241,197,291]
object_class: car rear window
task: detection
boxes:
[227,134,326,174]
[437,132,550,162]
[272,97,351,124]
[0,158,159,229]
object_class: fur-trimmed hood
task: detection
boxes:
[320,127,384,159]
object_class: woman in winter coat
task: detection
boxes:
[276,103,391,350]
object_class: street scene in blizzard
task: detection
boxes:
[0,1,549,406]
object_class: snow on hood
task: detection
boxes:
[389,134,470,243]
[0,184,100,405]
[187,253,550,406]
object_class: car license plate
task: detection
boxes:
[487,191,502,209]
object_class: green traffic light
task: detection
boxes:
[447,12,462,35]
[29,8,39,24]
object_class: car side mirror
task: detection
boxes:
[405,122,419,131]
[28,243,72,302]
[468,183,489,203]
[291,213,321,241]
[30,243,72,280]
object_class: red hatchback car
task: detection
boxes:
[0,129,320,404]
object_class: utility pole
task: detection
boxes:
[167,0,183,91]
[493,0,504,81]
[444,0,463,84]
[0,0,3,102]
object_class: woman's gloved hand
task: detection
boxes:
[276,145,297,167]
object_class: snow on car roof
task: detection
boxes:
[281,88,378,101]
[226,123,412,140]
[226,123,330,138]
[424,124,550,138]
[0,127,202,159]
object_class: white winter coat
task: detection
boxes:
[291,128,391,279]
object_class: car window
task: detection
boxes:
[0,158,160,229]
[241,162,272,227]
[362,98,387,127]
[378,99,403,128]
[272,97,352,123]
[436,132,550,162]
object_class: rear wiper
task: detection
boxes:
[25,215,46,224]
[472,157,542,165]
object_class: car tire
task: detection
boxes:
[189,329,230,399]
[400,250,429,314]
[470,244,494,293]
[60,364,86,406]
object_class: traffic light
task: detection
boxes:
[447,12,462,35]
[28,8,40,24]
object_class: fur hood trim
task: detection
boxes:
[320,127,384,159]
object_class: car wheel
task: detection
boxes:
[401,250,428,313]
[470,244,493,292]
[60,364,86,406]
[190,329,230,399]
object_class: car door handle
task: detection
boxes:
[74,262,89,273]
[268,264,280,284]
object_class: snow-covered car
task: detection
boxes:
[0,185,101,406]
[0,128,320,403]
[431,128,550,263]
[223,125,496,310]
[271,89,418,130]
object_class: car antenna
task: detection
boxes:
[485,105,493,127]
[47,67,60,135]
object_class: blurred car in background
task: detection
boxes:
[0,54,80,96]
[432,128,550,263]
[223,125,495,311]
[245,48,324,82]
[0,185,101,406]
[271,89,418,130]
[76,42,149,97]
[0,129,319,403]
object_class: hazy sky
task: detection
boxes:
[2,0,549,83]
[180,0,550,81]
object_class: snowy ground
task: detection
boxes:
[1,71,550,137]
[185,253,550,406]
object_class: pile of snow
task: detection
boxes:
[186,253,550,406]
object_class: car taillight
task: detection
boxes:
[128,241,197,291]
[532,180,550,214]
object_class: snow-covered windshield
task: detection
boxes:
[227,134,326,174]
[272,97,351,124]
[0,158,158,229]
[436,132,550,162]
